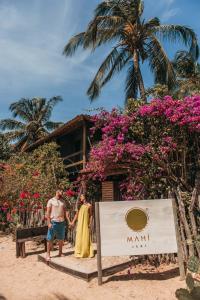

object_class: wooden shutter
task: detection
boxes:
[102,181,114,201]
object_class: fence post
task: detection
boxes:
[172,198,186,280]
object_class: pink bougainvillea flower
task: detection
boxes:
[3,201,9,208]
[2,207,8,211]
[20,191,30,199]
[6,213,12,222]
[32,170,40,177]
[32,193,40,199]
[66,190,75,197]
[11,208,17,214]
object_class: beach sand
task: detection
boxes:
[0,235,184,300]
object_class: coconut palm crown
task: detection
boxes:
[63,0,198,103]
[0,96,63,151]
[173,50,200,97]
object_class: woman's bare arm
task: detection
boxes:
[65,210,71,224]
[71,211,79,226]
[89,205,93,228]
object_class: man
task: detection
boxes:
[46,190,70,261]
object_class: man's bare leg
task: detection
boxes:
[58,240,64,257]
[46,241,52,260]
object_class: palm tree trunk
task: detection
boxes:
[133,50,146,102]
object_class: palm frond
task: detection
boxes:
[85,16,123,49]
[94,1,128,20]
[95,0,144,23]
[145,17,160,30]
[101,49,130,87]
[147,35,176,89]
[154,25,199,59]
[47,96,63,108]
[9,98,33,121]
[30,98,46,121]
[125,62,138,103]
[40,96,63,123]
[88,15,124,31]
[87,47,129,100]
[173,50,196,78]
[44,121,63,131]
[63,32,85,56]
[0,119,25,131]
[5,130,26,142]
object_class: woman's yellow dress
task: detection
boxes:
[74,204,94,258]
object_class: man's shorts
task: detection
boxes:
[47,221,65,241]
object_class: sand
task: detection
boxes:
[0,235,184,300]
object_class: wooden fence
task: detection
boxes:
[0,204,96,245]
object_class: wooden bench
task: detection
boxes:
[16,226,48,258]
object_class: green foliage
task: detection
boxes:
[0,142,70,204]
[191,287,200,300]
[0,133,12,160]
[176,274,200,300]
[0,97,63,151]
[188,256,200,274]
[175,288,193,300]
[86,180,101,203]
[194,236,200,250]
[186,273,195,291]
[173,50,200,98]
[176,258,200,300]
[145,84,171,99]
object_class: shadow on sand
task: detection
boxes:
[0,294,7,300]
[104,267,179,283]
[53,294,73,300]
[25,249,46,256]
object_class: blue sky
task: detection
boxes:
[0,0,199,123]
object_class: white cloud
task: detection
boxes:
[161,7,180,21]
[0,0,95,96]
[145,0,179,21]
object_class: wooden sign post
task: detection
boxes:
[95,199,185,285]
[95,202,103,285]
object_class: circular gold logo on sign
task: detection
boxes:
[126,208,148,232]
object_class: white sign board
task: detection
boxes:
[99,199,177,256]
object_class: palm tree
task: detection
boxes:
[0,96,63,151]
[63,0,198,103]
[173,50,200,97]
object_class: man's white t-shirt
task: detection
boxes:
[47,197,65,222]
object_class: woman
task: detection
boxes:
[71,194,94,258]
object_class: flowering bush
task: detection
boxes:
[138,95,200,131]
[0,142,71,229]
[85,95,200,200]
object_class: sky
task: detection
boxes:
[0,0,200,123]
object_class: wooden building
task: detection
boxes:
[26,114,127,201]
[26,114,92,177]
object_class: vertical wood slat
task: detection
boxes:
[172,198,186,280]
[102,181,114,201]
[16,242,20,258]
[95,202,103,285]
